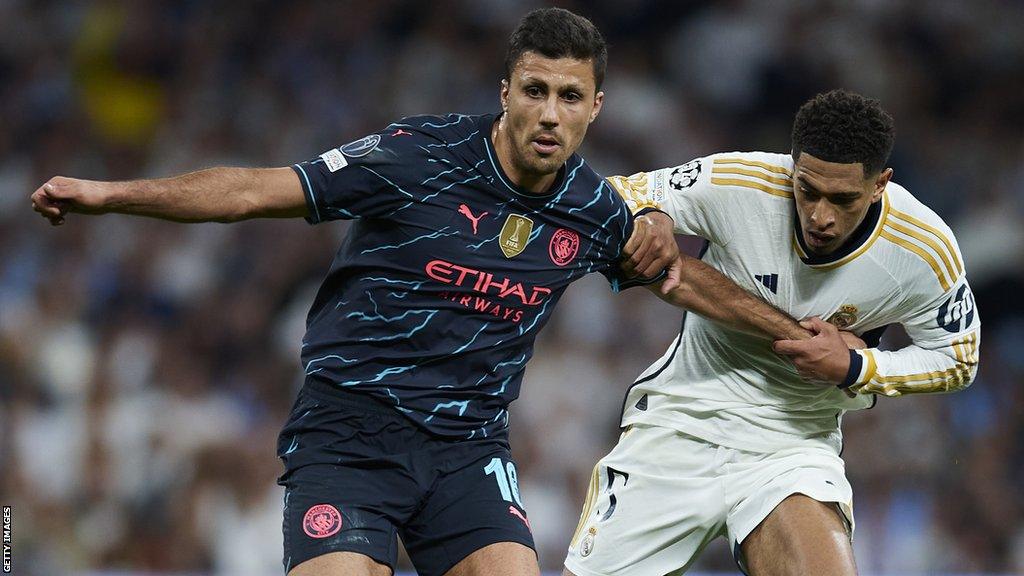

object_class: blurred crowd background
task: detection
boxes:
[1,1,1023,574]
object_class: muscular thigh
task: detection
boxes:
[401,447,536,576]
[741,494,856,576]
[444,542,539,576]
[289,551,393,576]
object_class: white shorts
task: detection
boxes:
[564,424,853,576]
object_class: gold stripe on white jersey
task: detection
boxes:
[713,157,793,175]
[710,166,794,187]
[885,214,961,286]
[953,332,979,364]
[709,177,793,198]
[570,463,601,546]
[860,333,978,396]
[879,224,953,291]
[711,158,793,198]
[889,208,963,276]
[860,349,878,385]
[863,363,972,395]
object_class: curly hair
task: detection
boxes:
[792,89,895,176]
[504,8,607,90]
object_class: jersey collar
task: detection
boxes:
[792,189,889,269]
[480,113,570,201]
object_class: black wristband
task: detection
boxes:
[838,349,862,389]
[634,207,671,219]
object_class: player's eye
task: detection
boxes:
[799,187,819,201]
[525,86,543,98]
[562,92,582,102]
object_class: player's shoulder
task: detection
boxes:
[883,182,957,238]
[706,150,794,170]
[629,151,795,201]
[389,113,488,143]
[568,153,608,190]
[878,180,965,296]
[698,151,795,200]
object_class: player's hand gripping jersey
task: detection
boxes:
[608,152,980,452]
[291,114,641,441]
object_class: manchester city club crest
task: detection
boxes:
[827,304,859,329]
[500,214,534,258]
[302,504,343,539]
[549,228,580,266]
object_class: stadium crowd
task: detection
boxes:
[1,1,1023,574]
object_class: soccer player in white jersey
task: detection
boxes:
[564,90,980,576]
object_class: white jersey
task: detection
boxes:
[610,152,980,453]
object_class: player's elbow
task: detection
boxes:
[948,361,979,393]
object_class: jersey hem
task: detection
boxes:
[620,411,844,454]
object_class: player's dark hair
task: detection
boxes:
[504,8,608,90]
[792,89,895,176]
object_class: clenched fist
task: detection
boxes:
[31,177,113,226]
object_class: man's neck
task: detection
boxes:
[491,118,557,194]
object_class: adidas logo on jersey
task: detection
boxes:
[754,273,779,294]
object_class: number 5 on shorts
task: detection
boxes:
[484,457,523,507]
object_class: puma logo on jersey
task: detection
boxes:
[754,273,779,294]
[457,204,488,234]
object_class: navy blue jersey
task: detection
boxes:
[291,113,639,439]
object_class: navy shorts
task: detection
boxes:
[276,380,535,575]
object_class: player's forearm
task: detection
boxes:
[103,167,306,222]
[657,255,811,341]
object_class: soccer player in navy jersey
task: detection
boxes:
[31,8,812,576]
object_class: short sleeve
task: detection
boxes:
[291,127,430,224]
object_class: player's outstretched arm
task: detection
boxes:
[653,255,811,342]
[31,167,306,225]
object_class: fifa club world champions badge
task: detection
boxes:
[303,504,343,539]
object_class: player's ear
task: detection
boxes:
[872,167,892,202]
[589,90,604,124]
[500,79,510,113]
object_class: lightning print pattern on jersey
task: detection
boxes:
[291,113,642,438]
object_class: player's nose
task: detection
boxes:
[539,96,559,127]
[809,202,835,228]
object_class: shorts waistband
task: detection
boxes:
[302,378,403,417]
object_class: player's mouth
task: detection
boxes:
[806,230,835,249]
[530,134,561,155]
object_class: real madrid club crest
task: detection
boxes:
[500,214,534,258]
[828,304,859,329]
[580,526,597,557]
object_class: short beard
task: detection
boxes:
[514,145,562,178]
